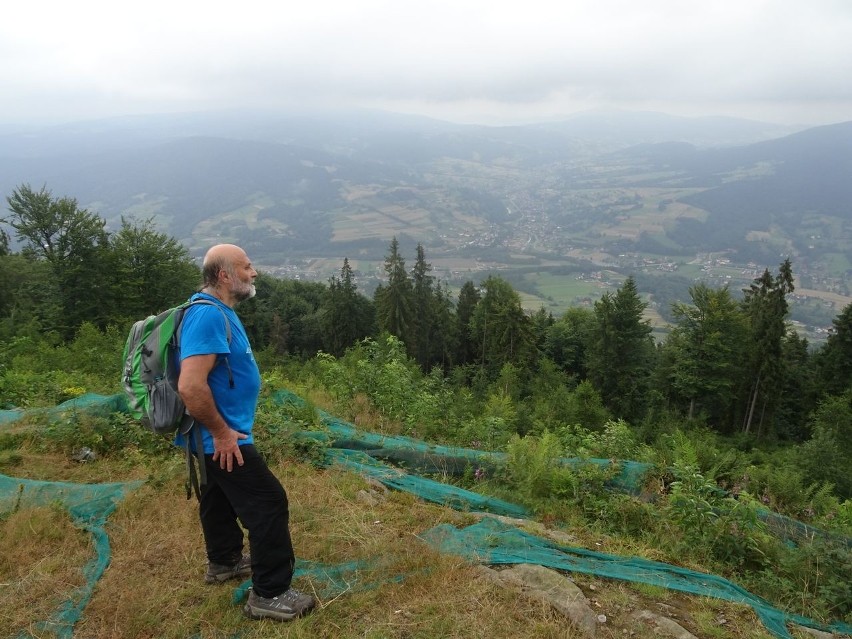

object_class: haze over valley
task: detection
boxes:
[1,108,850,340]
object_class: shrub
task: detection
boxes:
[664,462,775,570]
[506,431,564,499]
[754,539,852,622]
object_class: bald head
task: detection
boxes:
[201,244,257,306]
[202,244,245,283]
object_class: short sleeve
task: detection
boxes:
[179,305,231,359]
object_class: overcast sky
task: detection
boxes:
[2,0,851,127]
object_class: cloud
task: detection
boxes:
[1,0,851,125]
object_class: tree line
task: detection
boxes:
[2,184,851,500]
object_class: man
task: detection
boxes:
[177,243,315,622]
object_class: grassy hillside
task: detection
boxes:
[0,428,791,639]
[2,373,850,639]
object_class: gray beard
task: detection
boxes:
[234,284,257,302]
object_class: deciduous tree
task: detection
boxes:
[5,184,110,336]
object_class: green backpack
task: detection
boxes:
[121,298,231,498]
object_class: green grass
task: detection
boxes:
[521,272,603,313]
[822,252,852,275]
[0,443,785,639]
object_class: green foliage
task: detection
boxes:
[2,185,201,340]
[455,415,513,451]
[374,237,414,349]
[1,369,95,409]
[4,184,111,337]
[665,462,775,570]
[663,284,747,427]
[503,431,617,520]
[739,260,796,437]
[505,431,565,499]
[815,302,852,395]
[253,391,328,466]
[0,323,122,406]
[108,216,200,322]
[33,410,172,458]
[754,539,852,623]
[543,306,595,378]
[555,418,650,462]
[798,391,852,499]
[469,275,534,375]
[320,257,375,357]
[587,276,655,421]
[744,462,839,520]
[315,334,456,439]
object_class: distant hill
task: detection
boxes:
[615,121,852,254]
[1,109,848,273]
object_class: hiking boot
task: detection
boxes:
[205,553,251,584]
[243,587,316,621]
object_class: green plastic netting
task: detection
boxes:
[274,389,653,495]
[0,473,142,639]
[272,389,851,639]
[420,517,852,639]
[2,390,851,638]
[0,393,126,426]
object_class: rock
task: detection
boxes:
[469,512,578,545]
[630,610,698,639]
[356,489,381,506]
[792,625,840,639]
[365,478,389,494]
[483,563,599,637]
[72,447,96,462]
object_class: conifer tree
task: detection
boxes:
[815,302,852,396]
[321,258,372,356]
[411,243,436,368]
[455,280,481,365]
[469,275,532,376]
[586,276,654,421]
[374,237,414,351]
[544,307,595,379]
[430,280,458,370]
[665,284,747,425]
[740,259,795,436]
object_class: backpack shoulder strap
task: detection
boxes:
[183,298,232,344]
[175,298,236,501]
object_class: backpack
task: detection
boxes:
[121,298,232,499]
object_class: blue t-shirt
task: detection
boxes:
[175,293,261,454]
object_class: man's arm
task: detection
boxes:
[178,353,247,471]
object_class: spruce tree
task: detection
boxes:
[411,243,436,368]
[740,259,795,436]
[666,284,747,426]
[586,276,654,421]
[455,281,481,365]
[815,302,852,396]
[468,276,532,376]
[374,237,414,351]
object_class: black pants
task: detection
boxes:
[200,444,295,598]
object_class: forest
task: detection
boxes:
[1,184,851,627]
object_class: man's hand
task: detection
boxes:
[212,428,249,471]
